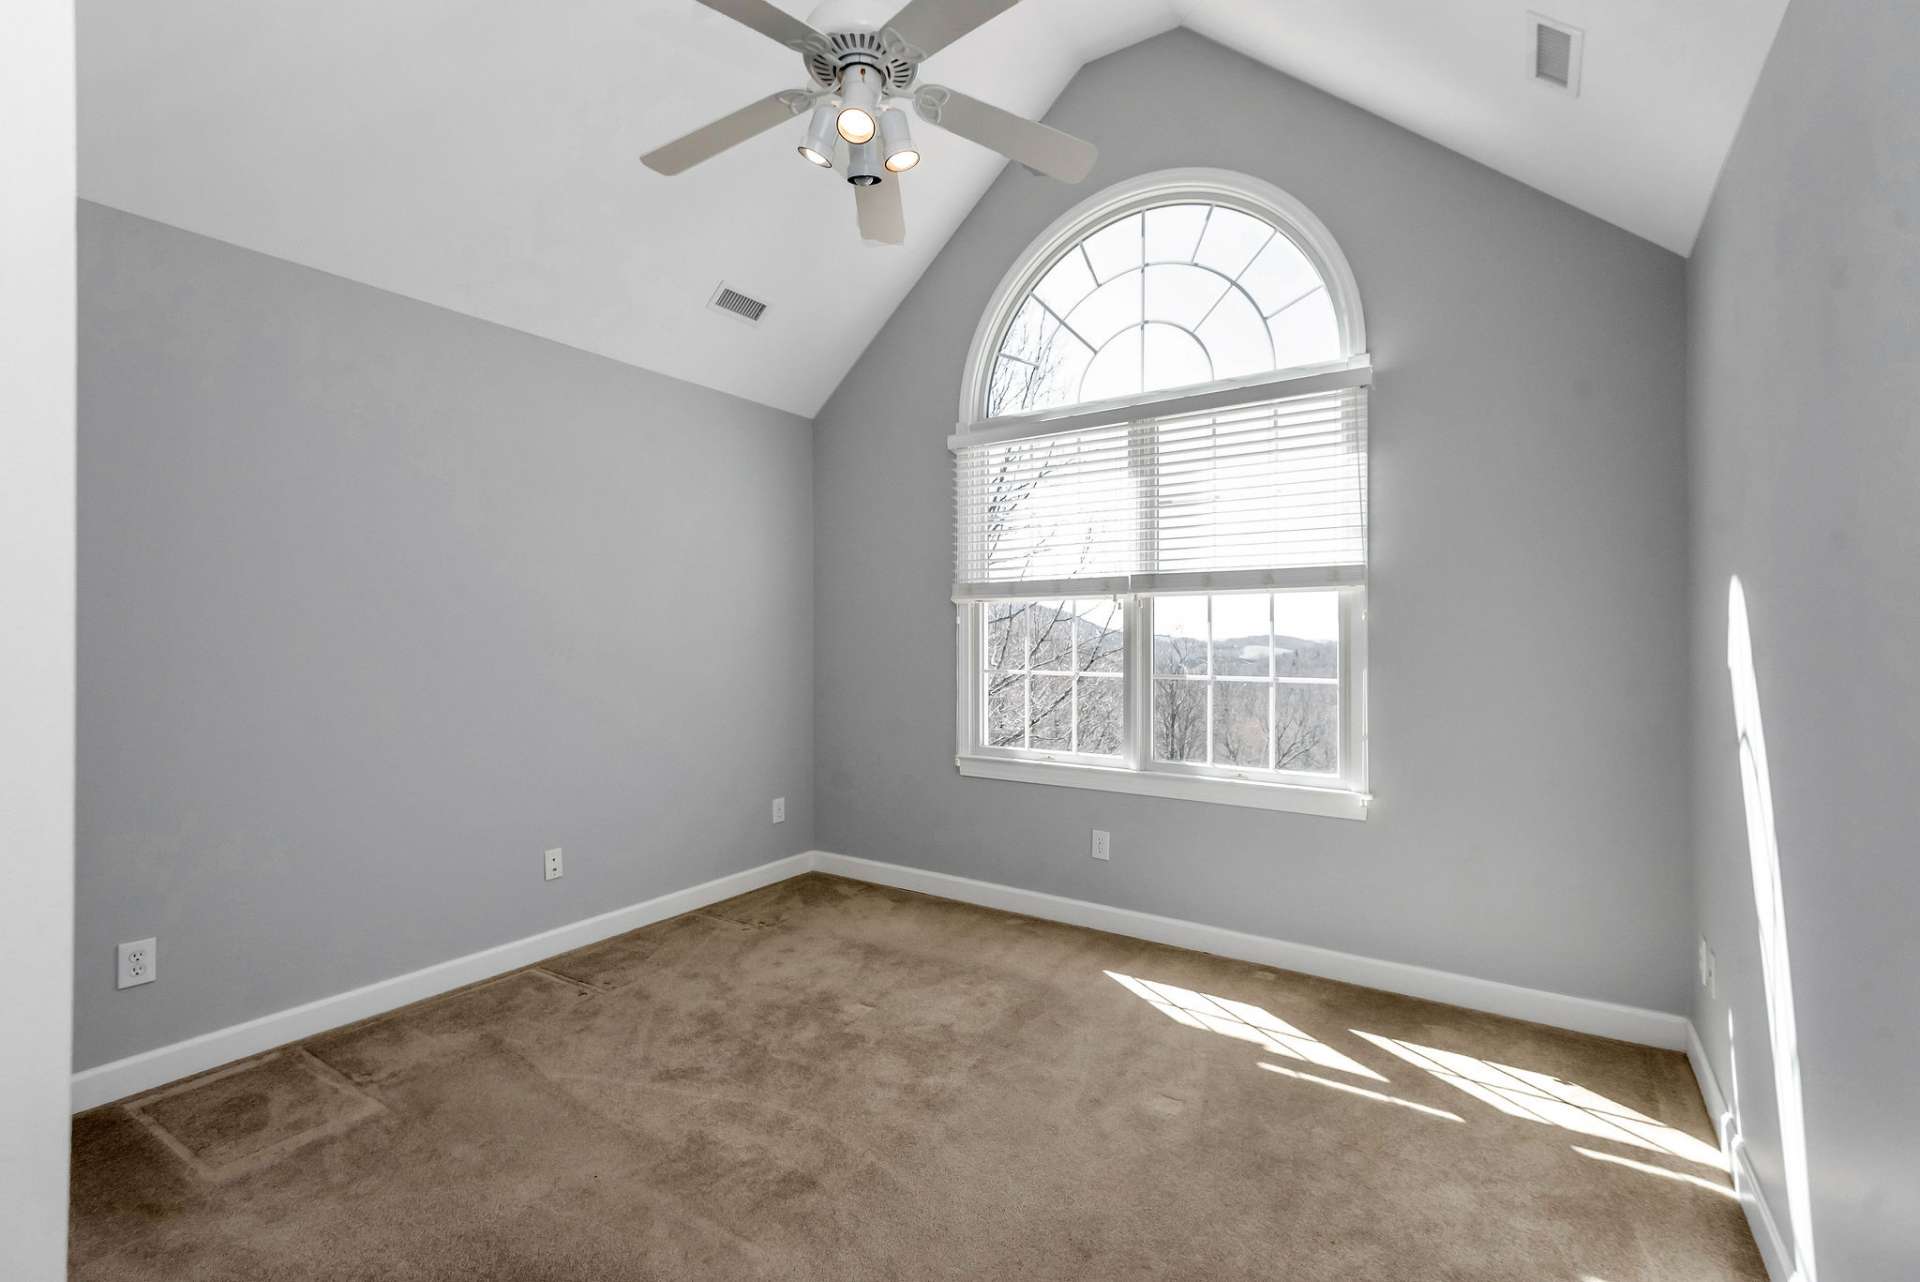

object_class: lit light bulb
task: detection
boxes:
[837,66,880,144]
[880,107,918,172]
[798,103,837,167]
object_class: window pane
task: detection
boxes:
[1193,207,1273,278]
[1212,682,1270,769]
[1080,337,1143,403]
[986,601,1025,674]
[1145,203,1208,263]
[1000,296,1048,362]
[1152,594,1209,674]
[1153,679,1208,762]
[1076,599,1124,673]
[1028,600,1075,671]
[1211,593,1271,676]
[985,356,1035,417]
[1032,247,1097,316]
[1268,287,1341,370]
[1081,212,1143,283]
[1067,275,1144,350]
[1144,263,1227,328]
[1028,330,1094,412]
[982,599,1126,757]
[1238,234,1323,318]
[1143,323,1212,393]
[1195,286,1273,380]
[1274,685,1338,774]
[1030,676,1074,750]
[1075,676,1123,756]
[987,675,1025,748]
[1273,592,1339,677]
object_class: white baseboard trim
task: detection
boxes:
[1685,1021,1795,1282]
[70,853,814,1112]
[809,851,1689,1051]
[1686,1020,1733,1151]
[1732,1137,1795,1282]
[71,849,1696,1115]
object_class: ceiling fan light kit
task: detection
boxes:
[880,107,919,172]
[799,102,840,166]
[640,0,1099,247]
[846,138,885,186]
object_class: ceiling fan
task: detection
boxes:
[640,0,1099,246]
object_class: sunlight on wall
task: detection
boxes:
[1104,971,1384,1080]
[1351,1031,1724,1168]
[1726,575,1817,1282]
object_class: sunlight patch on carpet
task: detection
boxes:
[1105,970,1384,1080]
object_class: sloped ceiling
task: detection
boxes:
[78,0,1788,417]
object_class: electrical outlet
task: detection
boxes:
[544,848,564,881]
[1090,829,1111,861]
[117,938,157,990]
[771,796,786,824]
[1699,937,1716,996]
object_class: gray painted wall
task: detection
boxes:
[813,31,1694,1014]
[76,202,814,1071]
[1687,2,1920,1277]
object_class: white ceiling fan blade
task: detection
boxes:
[694,0,825,50]
[882,0,1021,59]
[855,178,906,246]
[913,86,1097,183]
[641,90,813,175]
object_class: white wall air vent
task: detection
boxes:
[1529,14,1584,95]
[708,283,768,325]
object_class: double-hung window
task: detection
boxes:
[951,171,1371,819]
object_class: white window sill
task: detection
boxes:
[954,754,1370,821]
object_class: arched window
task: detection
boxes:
[951,171,1371,818]
[982,199,1352,416]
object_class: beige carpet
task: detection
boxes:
[70,873,1766,1280]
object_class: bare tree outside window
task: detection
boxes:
[1150,592,1339,775]
[986,598,1123,755]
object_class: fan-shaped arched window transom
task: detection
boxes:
[987,203,1343,416]
[966,170,1365,424]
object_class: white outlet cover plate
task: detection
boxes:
[772,797,786,824]
[117,937,158,989]
[544,848,563,881]
[1091,830,1111,861]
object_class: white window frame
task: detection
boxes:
[952,170,1372,821]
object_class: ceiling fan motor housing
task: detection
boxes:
[802,28,918,94]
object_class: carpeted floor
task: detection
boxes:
[70,873,1766,1280]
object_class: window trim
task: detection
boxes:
[953,753,1370,820]
[953,169,1371,819]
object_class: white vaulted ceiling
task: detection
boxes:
[78,0,1789,416]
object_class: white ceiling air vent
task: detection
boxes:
[708,283,768,326]
[1529,13,1584,96]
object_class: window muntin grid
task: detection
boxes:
[985,203,1343,418]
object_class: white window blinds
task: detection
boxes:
[952,364,1370,600]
